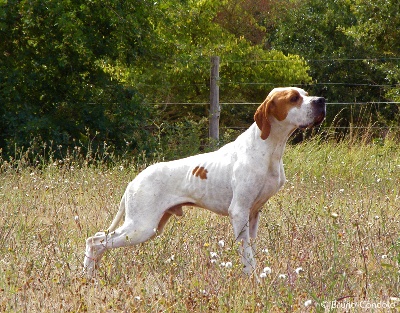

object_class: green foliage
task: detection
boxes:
[0,0,153,158]
[341,0,400,102]
[270,0,400,129]
[1,0,400,160]
[128,0,312,125]
[154,119,208,161]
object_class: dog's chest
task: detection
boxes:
[254,163,286,207]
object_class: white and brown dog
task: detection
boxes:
[84,87,326,277]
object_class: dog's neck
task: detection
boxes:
[248,119,295,162]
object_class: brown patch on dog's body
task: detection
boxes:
[254,89,303,140]
[192,166,208,179]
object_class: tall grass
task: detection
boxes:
[1,135,399,312]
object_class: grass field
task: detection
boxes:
[1,137,400,312]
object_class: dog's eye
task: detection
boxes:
[290,95,299,102]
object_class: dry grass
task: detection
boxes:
[1,138,400,312]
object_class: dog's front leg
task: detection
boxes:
[249,211,260,256]
[229,207,255,275]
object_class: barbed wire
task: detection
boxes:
[149,101,400,106]
[137,57,400,65]
[222,82,398,87]
[136,81,398,89]
[222,58,400,63]
[221,126,400,130]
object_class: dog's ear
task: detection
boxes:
[254,96,273,140]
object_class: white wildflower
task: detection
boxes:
[304,300,312,307]
[210,251,218,258]
[260,272,267,278]
[165,255,175,263]
[263,267,272,274]
[225,261,232,268]
[218,240,225,248]
[331,212,339,218]
[295,267,303,274]
[278,274,287,279]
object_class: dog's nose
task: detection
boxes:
[311,97,326,126]
[313,97,325,106]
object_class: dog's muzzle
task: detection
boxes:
[299,97,326,130]
[312,97,326,126]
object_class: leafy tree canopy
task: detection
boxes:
[0,0,154,157]
[1,0,399,160]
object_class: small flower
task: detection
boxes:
[225,261,232,268]
[295,267,303,274]
[339,189,344,193]
[260,272,267,278]
[210,259,217,264]
[74,215,79,221]
[304,300,312,307]
[218,240,225,248]
[210,251,218,258]
[381,254,388,259]
[331,212,339,219]
[134,296,141,301]
[220,262,226,267]
[261,248,269,254]
[165,255,175,263]
[278,274,287,279]
[263,267,272,274]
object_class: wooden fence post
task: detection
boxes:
[209,56,220,145]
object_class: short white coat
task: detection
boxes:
[84,87,326,277]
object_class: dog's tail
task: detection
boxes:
[106,193,126,233]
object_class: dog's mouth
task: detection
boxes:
[299,112,326,130]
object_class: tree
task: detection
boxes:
[341,0,400,102]
[0,0,317,160]
[270,0,399,129]
[128,0,312,126]
[0,0,153,158]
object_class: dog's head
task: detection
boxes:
[254,87,326,140]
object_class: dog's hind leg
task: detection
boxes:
[84,205,183,277]
[84,221,157,277]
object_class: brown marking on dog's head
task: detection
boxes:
[254,88,303,140]
[192,166,208,179]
